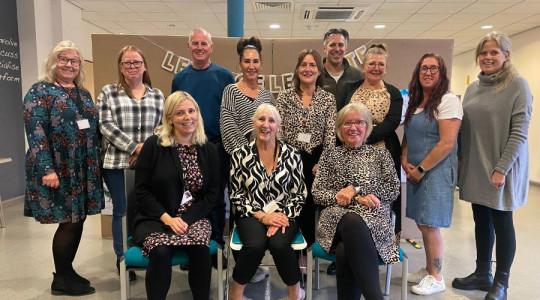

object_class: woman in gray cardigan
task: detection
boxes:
[453,31,533,300]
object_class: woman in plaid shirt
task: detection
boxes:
[97,45,164,278]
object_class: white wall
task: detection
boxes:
[451,26,540,183]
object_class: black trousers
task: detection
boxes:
[472,203,516,273]
[209,139,229,247]
[146,244,211,300]
[233,217,300,286]
[334,213,384,300]
[298,147,322,246]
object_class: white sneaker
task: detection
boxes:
[250,266,269,283]
[411,275,446,295]
[408,267,428,283]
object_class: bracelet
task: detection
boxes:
[257,214,266,222]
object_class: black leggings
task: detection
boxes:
[52,219,85,276]
[146,245,211,300]
[233,217,300,286]
[334,213,383,300]
[472,204,516,273]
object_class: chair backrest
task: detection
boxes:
[124,168,137,236]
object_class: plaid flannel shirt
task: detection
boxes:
[97,83,164,169]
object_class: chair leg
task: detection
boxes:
[120,258,128,300]
[402,254,408,300]
[218,245,224,300]
[225,242,231,299]
[315,258,320,290]
[306,248,313,300]
[385,264,392,296]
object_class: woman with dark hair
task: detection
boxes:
[401,53,462,295]
[23,40,103,295]
[345,43,403,244]
[220,36,275,282]
[453,31,532,300]
[276,49,336,254]
[97,45,164,277]
[132,91,218,300]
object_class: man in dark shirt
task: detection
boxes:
[321,28,364,112]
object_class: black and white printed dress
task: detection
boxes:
[312,144,400,264]
[229,140,307,219]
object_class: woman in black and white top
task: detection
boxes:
[220,36,275,155]
[276,49,336,250]
[229,103,307,300]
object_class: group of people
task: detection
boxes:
[22,26,531,300]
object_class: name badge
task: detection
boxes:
[181,191,192,205]
[263,200,278,214]
[297,132,311,143]
[76,119,90,130]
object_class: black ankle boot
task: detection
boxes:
[51,272,95,296]
[452,261,493,291]
[485,271,509,300]
[71,270,90,285]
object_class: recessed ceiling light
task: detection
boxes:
[374,25,386,29]
[269,24,280,29]
[481,25,493,29]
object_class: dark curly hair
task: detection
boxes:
[404,53,449,125]
[236,36,262,62]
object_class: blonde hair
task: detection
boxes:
[154,91,207,146]
[475,31,518,91]
[40,40,85,87]
[335,102,373,143]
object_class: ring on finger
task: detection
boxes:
[368,199,375,206]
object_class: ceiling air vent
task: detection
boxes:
[302,5,364,21]
[252,1,293,13]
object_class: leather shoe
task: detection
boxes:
[51,272,95,296]
[327,262,336,275]
[452,271,493,291]
[485,271,509,300]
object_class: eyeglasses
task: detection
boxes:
[120,61,144,68]
[58,56,80,67]
[366,61,386,69]
[342,120,368,128]
[420,66,439,74]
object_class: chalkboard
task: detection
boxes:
[0,0,25,200]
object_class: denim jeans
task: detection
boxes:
[103,168,126,259]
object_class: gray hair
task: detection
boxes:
[335,102,373,143]
[188,28,213,45]
[40,40,85,88]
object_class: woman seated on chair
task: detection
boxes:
[229,103,307,300]
[312,102,400,300]
[131,91,219,300]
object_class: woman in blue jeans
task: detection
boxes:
[97,45,164,277]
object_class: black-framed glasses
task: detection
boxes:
[342,120,368,128]
[420,66,439,74]
[120,61,144,68]
[58,56,81,67]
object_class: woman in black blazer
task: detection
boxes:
[132,91,219,300]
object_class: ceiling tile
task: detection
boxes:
[386,30,424,37]
[521,13,540,23]
[395,22,437,30]
[210,2,227,13]
[138,12,181,22]
[375,3,425,14]
[81,11,107,21]
[76,1,131,12]
[361,22,400,31]
[501,23,539,31]
[420,30,460,37]
[93,20,124,28]
[243,30,261,37]
[253,13,293,23]
[463,2,515,14]
[368,13,412,23]
[101,12,141,21]
[418,2,471,14]
[406,13,451,23]
[120,21,157,29]
[291,29,323,37]
[444,13,491,23]
[151,22,189,30]
[123,1,170,12]
[430,22,475,31]
[128,28,165,35]
[259,29,293,38]
[504,2,540,13]
[293,22,328,31]
[164,2,212,13]
[177,12,218,22]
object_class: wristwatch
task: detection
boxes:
[352,182,361,195]
[417,165,426,174]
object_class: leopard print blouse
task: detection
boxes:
[312,144,400,264]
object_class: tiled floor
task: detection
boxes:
[0,185,538,299]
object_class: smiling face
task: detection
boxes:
[478,39,508,75]
[120,50,146,83]
[55,49,80,85]
[188,30,214,68]
[362,53,387,85]
[419,57,440,93]
[340,111,367,148]
[323,33,347,67]
[297,54,321,87]
[171,100,198,138]
[253,110,279,144]
[240,49,261,82]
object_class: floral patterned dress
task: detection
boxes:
[142,144,212,257]
[23,81,103,224]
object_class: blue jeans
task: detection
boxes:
[103,169,126,259]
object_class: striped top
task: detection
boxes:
[97,83,164,169]
[220,84,275,154]
[230,140,307,219]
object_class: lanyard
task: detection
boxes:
[56,81,84,116]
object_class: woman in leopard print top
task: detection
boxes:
[312,102,400,300]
